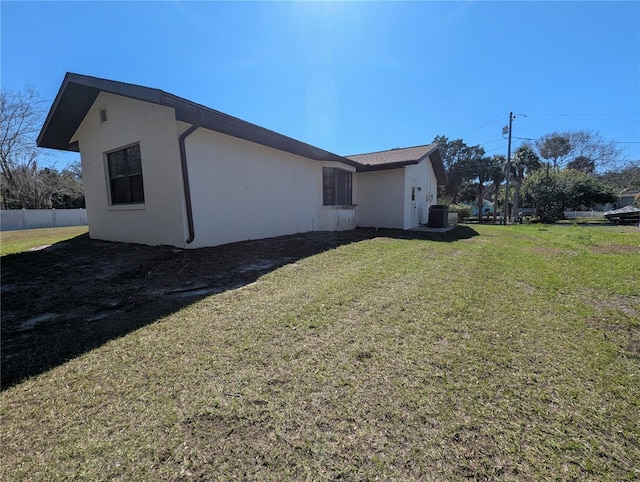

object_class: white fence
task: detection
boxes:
[0,209,87,231]
[563,211,605,219]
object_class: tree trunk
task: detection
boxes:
[511,179,522,222]
[492,182,500,223]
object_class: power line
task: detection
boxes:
[512,136,639,144]
[477,138,505,146]
[525,112,639,117]
[484,144,508,153]
[450,118,506,137]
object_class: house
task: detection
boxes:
[349,146,442,229]
[37,73,447,248]
[466,199,494,218]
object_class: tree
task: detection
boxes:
[535,132,571,172]
[489,155,505,223]
[567,156,595,174]
[463,155,499,222]
[433,135,485,203]
[522,168,617,222]
[598,160,640,192]
[0,86,84,209]
[0,163,84,209]
[51,162,85,208]
[510,144,541,220]
[535,130,626,173]
[0,86,47,208]
[565,130,626,172]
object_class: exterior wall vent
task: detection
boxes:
[99,106,108,124]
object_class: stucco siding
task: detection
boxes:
[423,158,439,225]
[404,161,436,229]
[184,129,354,248]
[357,169,405,229]
[72,93,186,246]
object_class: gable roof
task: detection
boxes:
[37,73,447,184]
[347,144,448,185]
[37,73,360,167]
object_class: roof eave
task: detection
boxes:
[428,148,448,186]
[357,159,420,172]
[37,73,360,168]
[352,145,448,186]
[37,73,167,151]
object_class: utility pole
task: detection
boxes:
[502,112,514,225]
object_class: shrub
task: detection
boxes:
[448,204,472,222]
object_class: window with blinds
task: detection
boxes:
[322,167,352,206]
[106,144,145,204]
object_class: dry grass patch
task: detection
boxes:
[585,294,640,358]
[591,244,640,254]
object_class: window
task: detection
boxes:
[107,144,145,204]
[323,167,352,206]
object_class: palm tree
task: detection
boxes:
[511,144,541,221]
[464,155,503,223]
[489,155,505,223]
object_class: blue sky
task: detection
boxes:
[2,1,639,170]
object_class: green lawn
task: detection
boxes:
[0,226,88,256]
[1,224,639,480]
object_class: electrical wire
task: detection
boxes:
[512,136,639,145]
[449,118,506,137]
[525,112,639,117]
[484,144,508,154]
[477,138,505,146]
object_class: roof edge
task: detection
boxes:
[37,73,448,185]
[37,73,361,168]
[37,72,73,148]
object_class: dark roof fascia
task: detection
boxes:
[38,73,447,184]
[37,73,361,168]
[357,159,421,172]
[162,93,361,167]
[37,73,165,151]
[358,145,449,186]
[428,148,448,186]
[352,144,449,186]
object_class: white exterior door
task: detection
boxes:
[411,180,419,227]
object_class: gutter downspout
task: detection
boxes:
[179,124,199,244]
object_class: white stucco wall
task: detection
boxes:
[404,160,437,229]
[71,93,360,249]
[183,129,356,248]
[71,93,186,246]
[357,157,439,230]
[356,169,405,229]
[422,157,439,225]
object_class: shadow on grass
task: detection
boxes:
[1,226,477,390]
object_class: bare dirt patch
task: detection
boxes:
[528,246,578,256]
[590,244,640,255]
[1,226,477,389]
[586,295,640,358]
[589,295,640,319]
